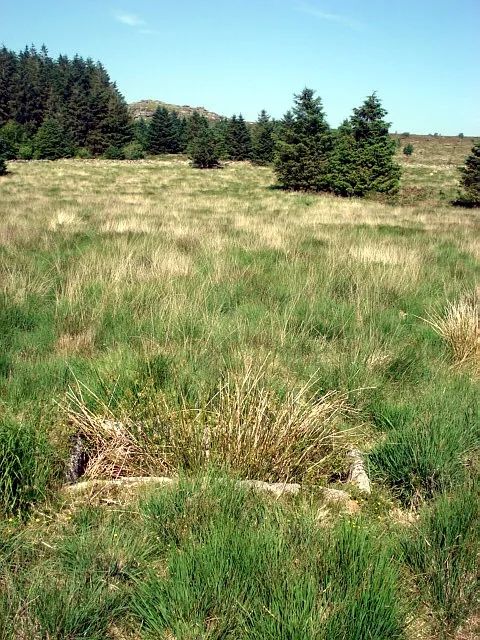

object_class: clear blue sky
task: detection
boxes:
[2,1,479,134]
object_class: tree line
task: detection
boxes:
[0,45,478,202]
[0,45,131,159]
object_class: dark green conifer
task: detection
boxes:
[0,138,8,175]
[33,118,73,159]
[133,118,149,150]
[252,110,275,165]
[147,107,182,154]
[274,88,332,191]
[459,141,480,205]
[187,112,210,146]
[212,118,230,159]
[189,125,220,168]
[0,121,27,158]
[330,93,400,196]
[227,114,252,161]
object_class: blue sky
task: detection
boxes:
[2,1,479,134]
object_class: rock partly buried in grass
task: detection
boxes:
[347,448,371,494]
[322,487,360,514]
[63,476,301,498]
[66,433,89,483]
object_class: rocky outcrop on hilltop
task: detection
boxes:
[129,99,223,121]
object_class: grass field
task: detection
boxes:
[0,137,479,638]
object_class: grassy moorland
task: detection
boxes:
[0,137,479,639]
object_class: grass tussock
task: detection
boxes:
[0,415,53,516]
[197,365,352,482]
[424,296,479,368]
[402,487,480,638]
[66,364,353,484]
[67,384,168,479]
[369,406,478,507]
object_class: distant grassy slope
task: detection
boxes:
[395,134,478,167]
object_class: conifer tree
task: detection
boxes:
[0,47,20,126]
[252,110,275,165]
[0,139,8,175]
[0,121,26,159]
[33,118,73,159]
[133,118,149,151]
[0,46,133,157]
[274,88,332,191]
[189,125,219,168]
[187,112,210,148]
[330,93,400,196]
[227,114,252,161]
[147,107,181,154]
[459,141,480,205]
[212,118,230,159]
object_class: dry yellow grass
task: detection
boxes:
[424,297,479,368]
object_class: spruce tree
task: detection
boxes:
[189,125,219,168]
[0,139,8,175]
[0,121,27,158]
[252,110,275,165]
[133,118,149,151]
[212,118,230,159]
[227,114,252,161]
[274,88,332,191]
[330,93,400,196]
[147,107,181,154]
[33,118,73,159]
[187,112,209,146]
[459,141,480,205]
[0,46,133,156]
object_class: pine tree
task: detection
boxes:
[147,107,181,154]
[189,125,219,168]
[0,138,8,175]
[227,114,252,161]
[0,47,20,127]
[327,120,358,197]
[0,46,133,157]
[133,118,149,150]
[0,121,27,159]
[211,118,230,159]
[252,110,275,165]
[33,118,73,159]
[330,93,400,196]
[459,141,480,205]
[274,88,332,191]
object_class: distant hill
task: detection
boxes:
[128,100,223,122]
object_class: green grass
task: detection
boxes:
[402,486,479,638]
[0,415,54,516]
[0,476,407,639]
[0,154,479,637]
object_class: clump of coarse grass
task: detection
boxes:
[196,364,354,482]
[369,406,478,507]
[66,384,168,480]
[0,415,53,516]
[423,296,479,367]
[402,487,479,638]
[65,364,353,484]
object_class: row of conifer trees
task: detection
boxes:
[0,45,478,202]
